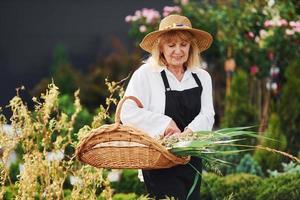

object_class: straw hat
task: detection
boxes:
[139,14,213,53]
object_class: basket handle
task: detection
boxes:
[115,96,144,124]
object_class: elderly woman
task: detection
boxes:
[120,14,215,200]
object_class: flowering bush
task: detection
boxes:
[125,8,161,44]
[125,6,182,44]
[125,1,300,77]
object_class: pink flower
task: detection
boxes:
[286,29,295,35]
[247,32,255,38]
[280,19,288,26]
[289,21,300,28]
[135,10,142,17]
[141,8,160,24]
[250,65,259,75]
[264,20,273,27]
[265,19,288,28]
[293,26,300,33]
[139,25,147,33]
[268,52,274,61]
[125,15,132,23]
[163,6,181,17]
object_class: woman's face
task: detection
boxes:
[161,37,190,68]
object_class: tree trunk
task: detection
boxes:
[259,79,270,135]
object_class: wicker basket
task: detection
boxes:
[76,96,190,169]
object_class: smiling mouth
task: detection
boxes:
[172,56,183,59]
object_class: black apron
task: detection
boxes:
[142,70,203,200]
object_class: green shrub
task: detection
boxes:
[3,185,17,200]
[279,60,300,155]
[257,173,300,200]
[200,172,220,200]
[254,113,287,172]
[9,162,20,183]
[236,154,264,176]
[212,173,262,200]
[221,70,258,129]
[267,162,300,177]
[63,189,72,199]
[110,170,145,195]
[112,193,137,200]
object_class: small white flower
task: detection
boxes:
[259,29,268,39]
[131,15,139,22]
[19,164,25,173]
[268,0,275,7]
[1,124,22,138]
[271,82,278,90]
[46,150,64,162]
[266,79,272,90]
[5,151,17,167]
[135,10,142,17]
[139,25,147,33]
[70,176,83,186]
[285,29,295,35]
[107,170,122,182]
[125,15,132,23]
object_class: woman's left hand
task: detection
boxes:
[181,128,193,137]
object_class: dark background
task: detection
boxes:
[0,0,174,110]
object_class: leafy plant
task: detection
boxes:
[0,81,124,199]
[279,60,300,155]
[257,172,300,200]
[267,161,300,177]
[236,153,264,176]
[221,70,258,130]
[212,173,262,200]
[200,172,220,200]
[112,193,137,200]
[254,113,287,172]
[110,170,145,195]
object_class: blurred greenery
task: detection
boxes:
[254,113,287,172]
[3,0,300,199]
[110,170,145,195]
[278,60,300,155]
[236,153,264,176]
[257,172,300,200]
[221,70,258,128]
[210,173,263,200]
[200,170,300,200]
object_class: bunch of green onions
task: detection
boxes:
[157,127,300,200]
[157,127,300,165]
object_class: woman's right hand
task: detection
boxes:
[164,120,181,137]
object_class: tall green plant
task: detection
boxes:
[0,81,125,199]
[221,70,258,128]
[278,60,300,155]
[254,113,287,171]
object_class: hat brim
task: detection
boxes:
[139,27,213,53]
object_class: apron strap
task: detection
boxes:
[161,70,171,91]
[191,73,202,88]
[161,71,203,91]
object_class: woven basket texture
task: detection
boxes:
[76,96,190,169]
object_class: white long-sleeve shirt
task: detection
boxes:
[120,63,215,138]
